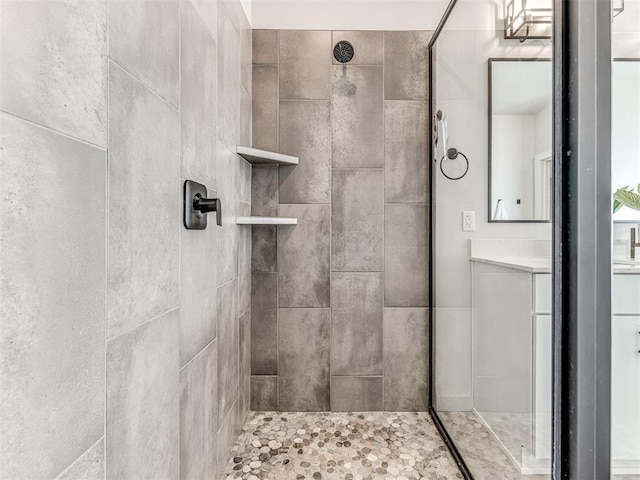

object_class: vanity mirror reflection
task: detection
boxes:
[488,58,552,222]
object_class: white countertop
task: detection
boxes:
[470,255,640,274]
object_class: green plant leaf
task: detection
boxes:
[614,188,640,212]
[614,199,623,213]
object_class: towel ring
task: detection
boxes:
[440,148,469,181]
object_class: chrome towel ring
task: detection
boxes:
[440,147,469,181]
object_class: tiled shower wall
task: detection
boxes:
[250,30,432,412]
[1,0,251,478]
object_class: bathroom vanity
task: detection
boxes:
[471,252,640,475]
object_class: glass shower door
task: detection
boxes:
[611,6,640,476]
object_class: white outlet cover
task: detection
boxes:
[463,211,475,231]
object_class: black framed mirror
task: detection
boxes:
[488,58,552,223]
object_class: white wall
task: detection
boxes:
[534,102,552,155]
[492,114,535,220]
[250,0,462,31]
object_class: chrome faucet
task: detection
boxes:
[631,227,640,259]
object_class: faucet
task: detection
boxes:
[631,227,640,259]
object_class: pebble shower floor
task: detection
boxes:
[222,411,463,479]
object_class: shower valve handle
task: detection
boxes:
[193,194,222,226]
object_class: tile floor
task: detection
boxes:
[438,411,549,480]
[222,411,463,479]
[438,411,640,480]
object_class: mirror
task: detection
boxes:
[612,59,640,223]
[489,59,552,222]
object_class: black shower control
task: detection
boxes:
[183,180,222,229]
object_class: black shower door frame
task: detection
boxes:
[427,1,614,479]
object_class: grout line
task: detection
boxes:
[276,30,281,412]
[177,0,183,390]
[0,110,107,151]
[105,306,180,343]
[107,58,179,113]
[103,10,110,473]
[54,436,105,480]
[381,30,387,410]
[179,337,217,374]
[278,98,331,102]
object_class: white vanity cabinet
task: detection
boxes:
[472,257,640,474]
[611,273,640,472]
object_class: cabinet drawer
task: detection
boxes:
[613,275,640,315]
[534,274,552,314]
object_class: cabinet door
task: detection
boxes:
[533,315,552,460]
[612,315,640,461]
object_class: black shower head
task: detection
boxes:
[333,41,354,63]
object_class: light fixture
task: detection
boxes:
[613,0,625,19]
[504,0,625,42]
[504,0,552,42]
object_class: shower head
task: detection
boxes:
[333,41,354,63]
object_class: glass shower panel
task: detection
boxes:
[431,0,553,478]
[611,2,640,477]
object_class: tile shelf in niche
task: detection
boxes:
[236,216,298,225]
[235,146,298,165]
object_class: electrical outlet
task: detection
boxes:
[462,211,475,231]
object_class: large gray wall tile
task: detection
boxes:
[217,279,239,426]
[107,63,179,337]
[251,167,278,271]
[383,308,428,411]
[252,166,279,216]
[384,205,429,306]
[331,31,383,66]
[384,101,429,203]
[332,170,383,271]
[108,0,179,106]
[331,377,383,412]
[55,438,104,480]
[384,31,431,101]
[252,226,277,272]
[241,87,252,147]
[279,309,331,411]
[331,66,383,168]
[251,375,278,412]
[215,398,239,475]
[251,273,278,375]
[239,202,252,316]
[0,0,107,146]
[251,376,278,411]
[216,144,239,286]
[239,159,252,205]
[239,310,251,419]
[180,186,217,367]
[220,0,246,32]
[278,204,331,307]
[180,0,217,187]
[217,4,240,150]
[279,100,331,204]
[0,114,105,479]
[252,65,279,152]
[188,0,217,39]
[240,19,252,95]
[331,273,383,376]
[106,309,180,479]
[253,30,279,65]
[279,30,331,99]
[179,340,217,480]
